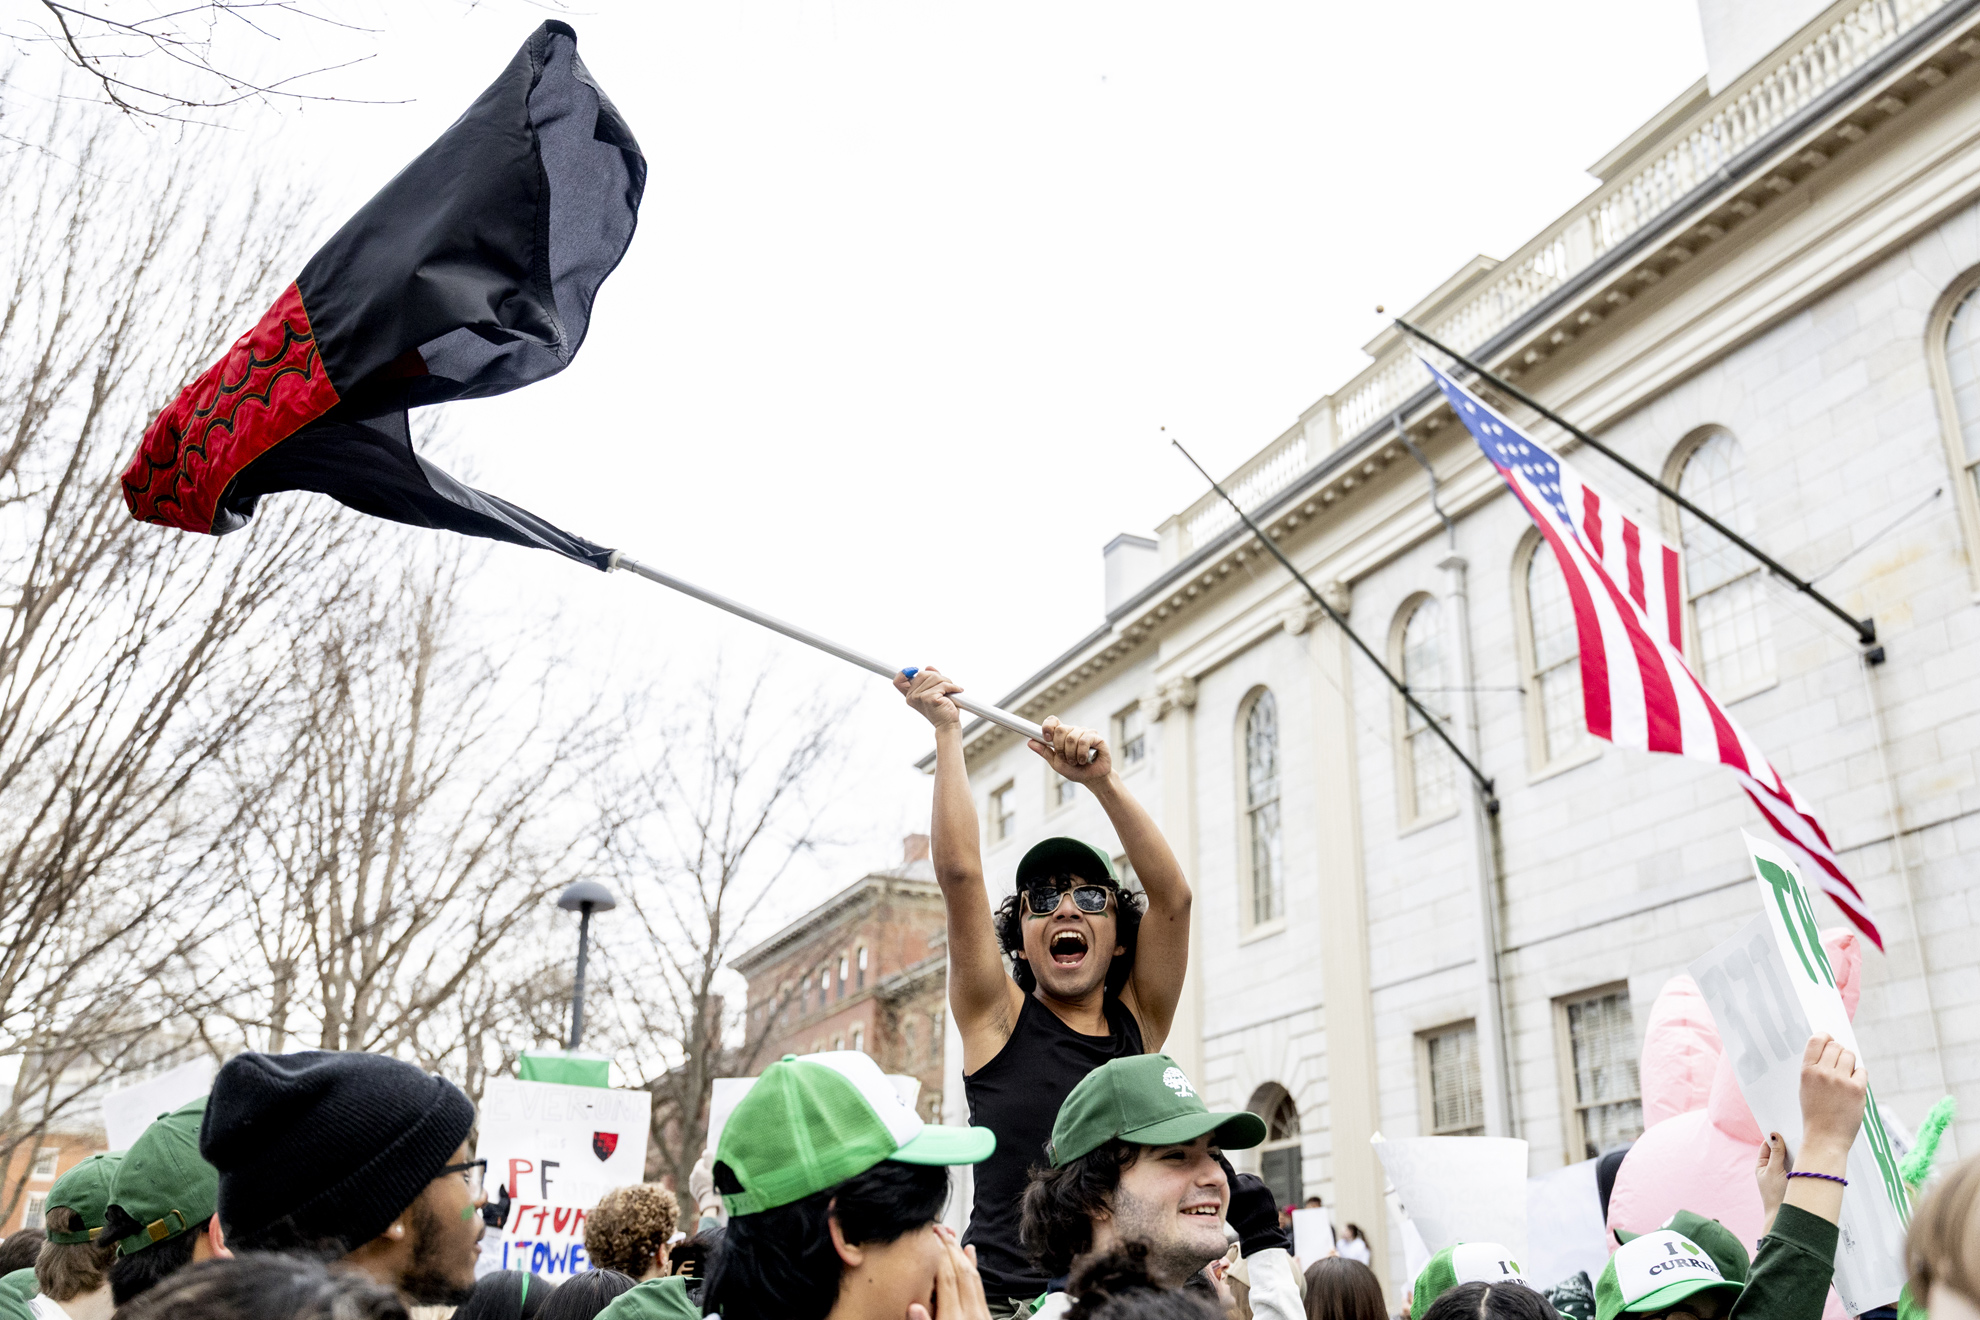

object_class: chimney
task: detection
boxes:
[1103,534,1160,615]
[902,833,930,865]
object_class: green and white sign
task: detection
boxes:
[1688,832,1910,1314]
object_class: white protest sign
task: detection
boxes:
[1687,833,1911,1315]
[474,1077,652,1279]
[1373,1135,1529,1260]
[103,1059,215,1150]
[1292,1206,1334,1263]
[1523,1157,1609,1289]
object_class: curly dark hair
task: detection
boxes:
[584,1183,679,1277]
[1066,1242,1222,1320]
[1019,1138,1142,1278]
[996,878,1145,995]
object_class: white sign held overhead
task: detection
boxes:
[1292,1206,1334,1264]
[103,1059,215,1151]
[1373,1135,1529,1261]
[474,1078,652,1279]
[1687,833,1911,1315]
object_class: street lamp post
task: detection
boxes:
[557,880,617,1050]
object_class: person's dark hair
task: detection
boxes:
[455,1270,550,1320]
[535,1268,634,1320]
[585,1184,679,1278]
[670,1227,722,1279]
[1343,1222,1365,1241]
[1422,1281,1559,1320]
[100,1206,210,1306]
[1305,1256,1387,1320]
[0,1227,46,1275]
[36,1208,117,1302]
[995,878,1144,995]
[1019,1139,1141,1278]
[1594,1144,1632,1225]
[701,1160,948,1320]
[112,1252,409,1320]
[1064,1243,1221,1320]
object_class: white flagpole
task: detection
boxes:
[610,553,1089,758]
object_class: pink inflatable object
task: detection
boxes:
[1605,931,1862,1320]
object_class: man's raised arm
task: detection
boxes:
[897,668,1025,1072]
[1029,716,1192,1050]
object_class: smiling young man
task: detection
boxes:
[198,1050,485,1306]
[896,668,1194,1316]
[1018,1054,1300,1320]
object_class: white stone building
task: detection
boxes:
[935,0,1980,1299]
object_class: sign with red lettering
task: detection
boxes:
[473,1078,652,1280]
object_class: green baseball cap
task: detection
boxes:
[1596,1229,1743,1320]
[1615,1211,1749,1285]
[1046,1054,1266,1167]
[109,1097,217,1256]
[715,1051,994,1217]
[45,1151,124,1244]
[1410,1243,1530,1320]
[598,1275,700,1320]
[1015,838,1119,888]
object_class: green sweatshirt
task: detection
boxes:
[1727,1205,1840,1320]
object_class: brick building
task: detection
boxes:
[1,1129,107,1234]
[731,837,949,1119]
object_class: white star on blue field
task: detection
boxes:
[1421,361,1574,526]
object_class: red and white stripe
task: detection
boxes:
[1426,365,1881,948]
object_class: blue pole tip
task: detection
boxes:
[901,667,919,679]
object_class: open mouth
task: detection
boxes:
[1049,929,1089,967]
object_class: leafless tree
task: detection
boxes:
[0,84,338,1217]
[589,666,856,1187]
[198,539,617,1074]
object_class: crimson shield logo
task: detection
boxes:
[592,1132,619,1161]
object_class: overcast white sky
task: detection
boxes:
[21,0,1712,910]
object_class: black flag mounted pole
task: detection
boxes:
[1392,317,1879,652]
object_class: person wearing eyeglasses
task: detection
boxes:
[198,1051,486,1306]
[895,667,1194,1319]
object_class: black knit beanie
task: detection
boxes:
[200,1051,476,1253]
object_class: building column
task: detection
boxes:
[1150,674,1203,1081]
[1303,590,1393,1300]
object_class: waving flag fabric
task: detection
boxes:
[122,21,642,569]
[1420,358,1881,948]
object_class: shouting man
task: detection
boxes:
[897,667,1193,1316]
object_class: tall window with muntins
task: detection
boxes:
[1115,704,1147,766]
[1399,598,1456,820]
[856,945,867,989]
[1676,430,1773,694]
[22,1194,45,1231]
[1561,987,1643,1160]
[1422,1022,1484,1136]
[30,1148,57,1180]
[1242,690,1284,926]
[989,782,1016,842]
[1932,281,1980,582]
[1052,774,1078,809]
[1523,538,1588,766]
[1248,1082,1303,1207]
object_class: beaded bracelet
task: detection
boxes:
[1786,1170,1848,1186]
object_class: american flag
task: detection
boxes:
[1419,357,1881,948]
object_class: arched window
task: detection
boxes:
[1515,532,1589,770]
[1248,1083,1303,1206]
[1670,429,1773,695]
[1395,597,1455,823]
[1240,689,1284,927]
[1928,278,1980,585]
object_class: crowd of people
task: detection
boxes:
[0,685,1970,1320]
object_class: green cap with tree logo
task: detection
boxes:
[715,1051,994,1217]
[1046,1054,1266,1167]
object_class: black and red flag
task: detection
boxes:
[122,22,642,568]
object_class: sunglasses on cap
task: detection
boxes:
[1022,880,1115,917]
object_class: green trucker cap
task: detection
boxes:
[1615,1210,1749,1285]
[45,1151,124,1244]
[715,1051,994,1217]
[1015,837,1119,888]
[109,1097,217,1256]
[1047,1054,1266,1167]
[1596,1229,1743,1320]
[1410,1243,1531,1320]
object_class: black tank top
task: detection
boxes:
[961,994,1145,1300]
